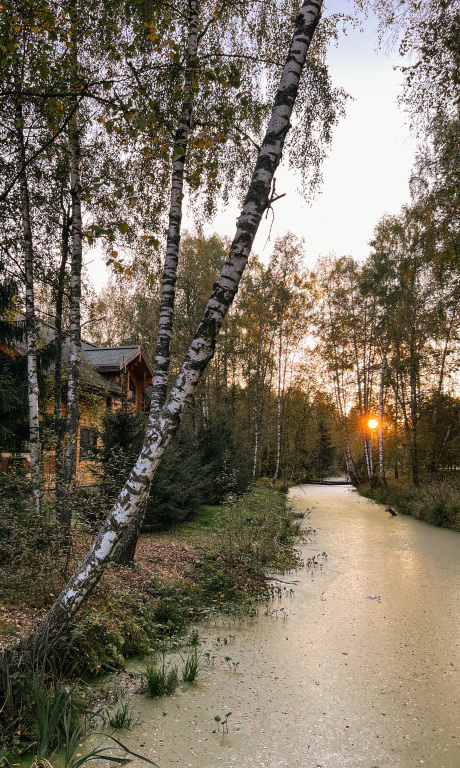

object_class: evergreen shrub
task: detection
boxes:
[0,462,62,604]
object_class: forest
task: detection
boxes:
[0,0,458,762]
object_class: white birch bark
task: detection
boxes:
[429,306,456,471]
[60,20,83,527]
[34,0,324,648]
[327,301,360,485]
[60,111,83,525]
[16,102,41,516]
[114,0,200,563]
[150,0,199,412]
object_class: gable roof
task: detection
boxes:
[4,316,152,395]
[79,359,124,395]
[82,345,152,375]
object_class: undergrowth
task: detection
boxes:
[0,486,304,760]
[358,476,460,530]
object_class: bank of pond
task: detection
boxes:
[2,482,460,768]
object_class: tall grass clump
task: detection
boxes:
[145,648,178,697]
[180,648,203,683]
[0,635,81,759]
[0,635,156,766]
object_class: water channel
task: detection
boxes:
[97,484,460,768]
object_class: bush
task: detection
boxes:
[97,406,251,531]
[0,462,65,605]
[143,425,209,530]
[97,403,146,500]
[152,597,186,633]
[215,487,301,570]
[68,593,158,676]
[198,420,252,502]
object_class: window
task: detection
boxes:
[128,377,136,402]
[142,389,151,414]
[80,427,97,459]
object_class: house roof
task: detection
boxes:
[82,345,151,373]
[79,360,124,395]
[5,316,152,395]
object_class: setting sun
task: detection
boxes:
[368,418,379,430]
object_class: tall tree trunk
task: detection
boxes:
[149,0,199,411]
[59,18,83,529]
[54,206,70,489]
[272,310,283,482]
[16,101,41,516]
[54,212,69,429]
[409,327,419,488]
[252,321,264,481]
[378,335,389,491]
[328,320,360,485]
[429,307,456,472]
[343,430,359,486]
[222,322,229,412]
[33,0,323,648]
[114,0,199,564]
[352,326,372,481]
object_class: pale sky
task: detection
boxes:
[87,0,417,288]
[205,0,417,269]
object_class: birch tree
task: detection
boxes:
[114,0,347,560]
[59,3,84,524]
[33,0,325,648]
[15,101,42,515]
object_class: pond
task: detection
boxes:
[90,484,460,768]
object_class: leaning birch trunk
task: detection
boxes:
[16,101,41,516]
[378,335,389,490]
[32,0,323,649]
[113,0,199,564]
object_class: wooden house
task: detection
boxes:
[0,322,153,487]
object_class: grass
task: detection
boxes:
[155,504,220,549]
[180,648,203,683]
[357,476,460,531]
[102,699,136,730]
[145,657,179,697]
